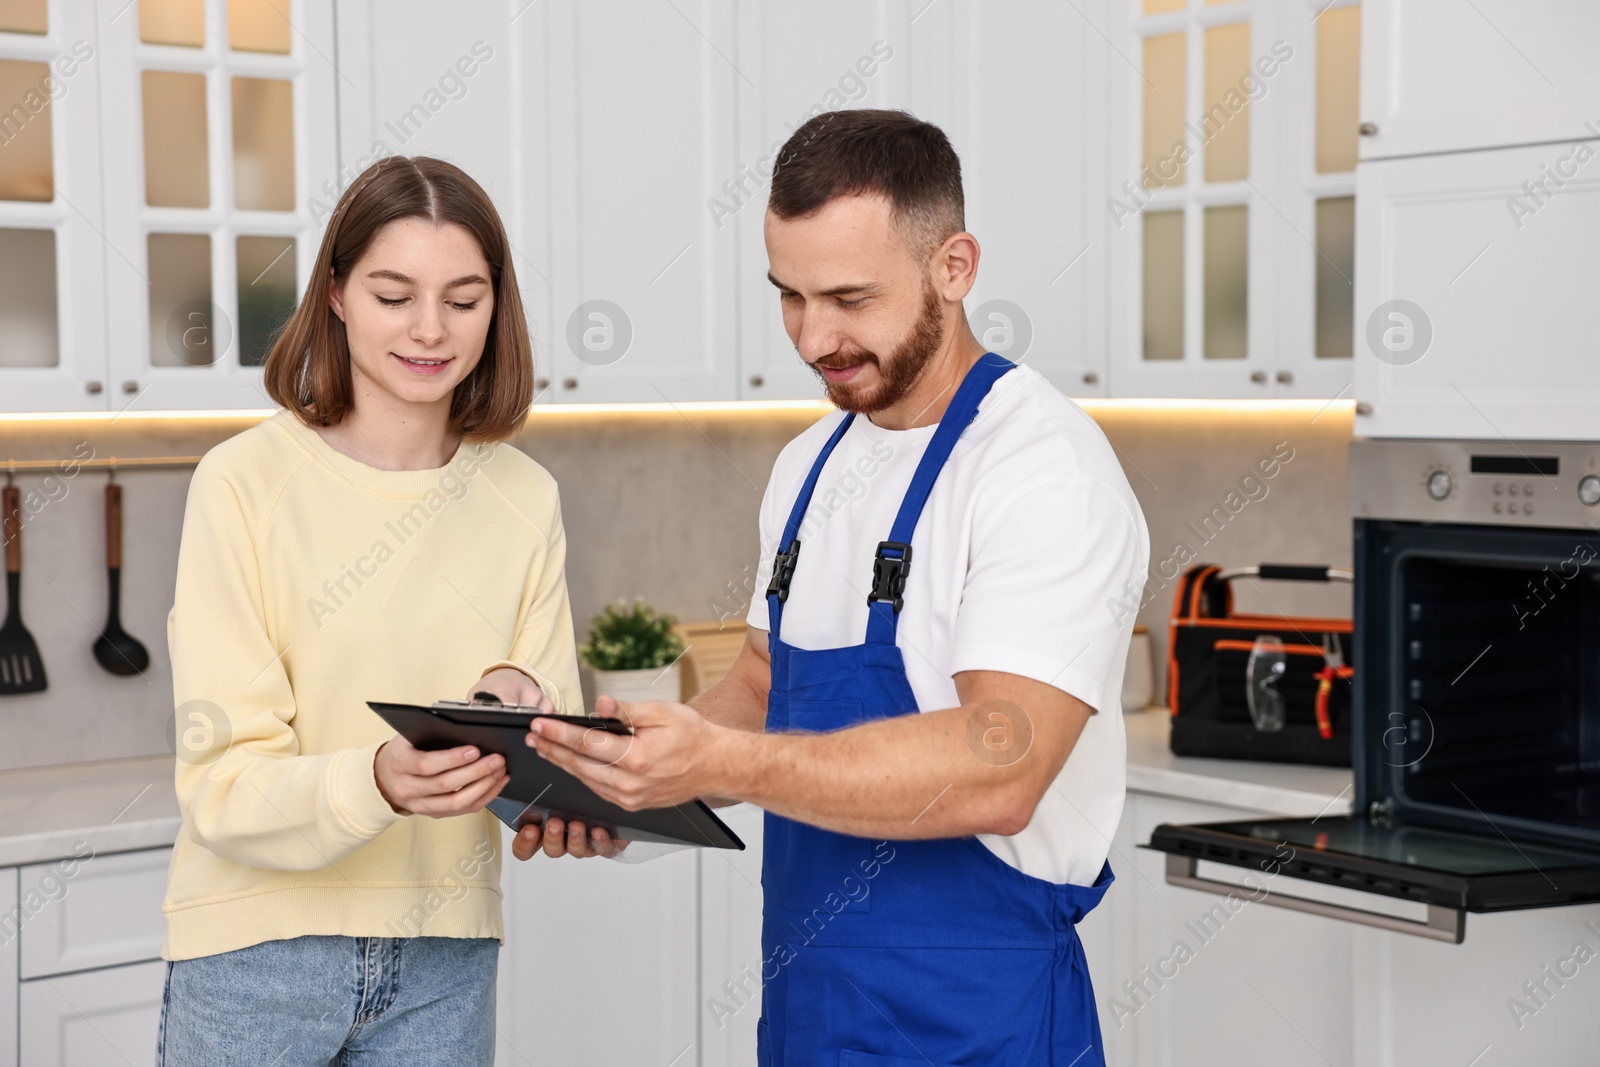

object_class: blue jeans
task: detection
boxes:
[157,935,497,1066]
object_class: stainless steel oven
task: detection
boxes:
[1148,438,1600,943]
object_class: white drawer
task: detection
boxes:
[19,959,166,1067]
[19,847,170,979]
[0,867,17,1067]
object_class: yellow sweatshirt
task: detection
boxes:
[162,409,582,961]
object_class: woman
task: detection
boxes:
[158,156,592,1065]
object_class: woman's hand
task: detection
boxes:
[471,667,555,711]
[510,817,626,861]
[374,734,509,817]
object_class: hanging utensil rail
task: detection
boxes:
[3,456,202,477]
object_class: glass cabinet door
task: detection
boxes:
[1276,0,1360,399]
[0,0,110,412]
[97,0,335,412]
[1109,0,1362,400]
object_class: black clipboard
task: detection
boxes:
[367,697,745,851]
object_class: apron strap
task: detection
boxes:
[767,413,856,639]
[865,353,1017,646]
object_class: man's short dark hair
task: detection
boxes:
[768,109,965,260]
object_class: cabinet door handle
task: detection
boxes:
[1081,371,1100,385]
[534,377,551,392]
[121,380,139,394]
[1275,371,1294,385]
[85,380,103,395]
[749,375,764,388]
[562,377,578,390]
[1164,854,1464,943]
[1358,121,1378,136]
[1250,370,1268,384]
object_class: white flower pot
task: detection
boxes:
[590,663,682,706]
[1121,625,1154,711]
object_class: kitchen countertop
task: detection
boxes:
[0,711,1352,868]
[0,753,179,867]
[1122,707,1354,817]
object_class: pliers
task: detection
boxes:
[1314,634,1353,740]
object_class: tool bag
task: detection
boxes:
[1167,563,1354,766]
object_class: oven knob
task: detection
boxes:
[1426,470,1452,501]
[1580,474,1600,507]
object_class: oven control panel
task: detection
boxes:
[1352,439,1600,528]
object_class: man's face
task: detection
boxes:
[764,194,945,414]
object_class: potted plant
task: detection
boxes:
[580,598,687,706]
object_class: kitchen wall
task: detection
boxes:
[0,399,1352,771]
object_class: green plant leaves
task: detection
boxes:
[579,597,686,672]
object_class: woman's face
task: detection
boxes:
[329,217,495,413]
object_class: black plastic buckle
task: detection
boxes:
[766,542,802,602]
[867,541,913,612]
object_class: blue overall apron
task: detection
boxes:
[757,353,1114,1067]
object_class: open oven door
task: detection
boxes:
[1146,816,1600,944]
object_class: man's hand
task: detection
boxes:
[373,734,508,817]
[526,695,723,812]
[509,817,626,861]
[472,667,555,711]
[471,669,624,861]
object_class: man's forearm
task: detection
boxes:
[710,705,1048,840]
[689,670,768,733]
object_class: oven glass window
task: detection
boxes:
[1209,817,1600,877]
[1382,536,1600,838]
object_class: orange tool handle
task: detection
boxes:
[1313,665,1354,740]
[1314,668,1335,740]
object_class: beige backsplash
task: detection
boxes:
[0,400,1353,770]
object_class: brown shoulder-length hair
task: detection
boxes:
[264,156,533,441]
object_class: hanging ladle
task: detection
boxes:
[93,474,150,676]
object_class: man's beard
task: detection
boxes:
[811,281,945,415]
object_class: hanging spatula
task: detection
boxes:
[93,481,149,676]
[0,483,47,694]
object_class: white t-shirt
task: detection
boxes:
[747,363,1151,886]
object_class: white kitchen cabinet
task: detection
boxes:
[0,0,336,414]
[1359,0,1600,162]
[1112,793,1356,1067]
[1347,902,1600,1065]
[94,0,338,412]
[0,867,16,1067]
[18,959,166,1067]
[1127,793,1600,1063]
[732,1,906,402]
[1077,784,1136,1067]
[3,847,172,1067]
[734,0,1111,403]
[0,0,110,412]
[19,846,169,979]
[914,0,1111,400]
[341,0,742,407]
[1105,0,1358,401]
[500,840,699,1066]
[331,4,518,224]
[333,2,535,393]
[537,0,741,405]
[1353,140,1600,440]
[698,803,765,1067]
